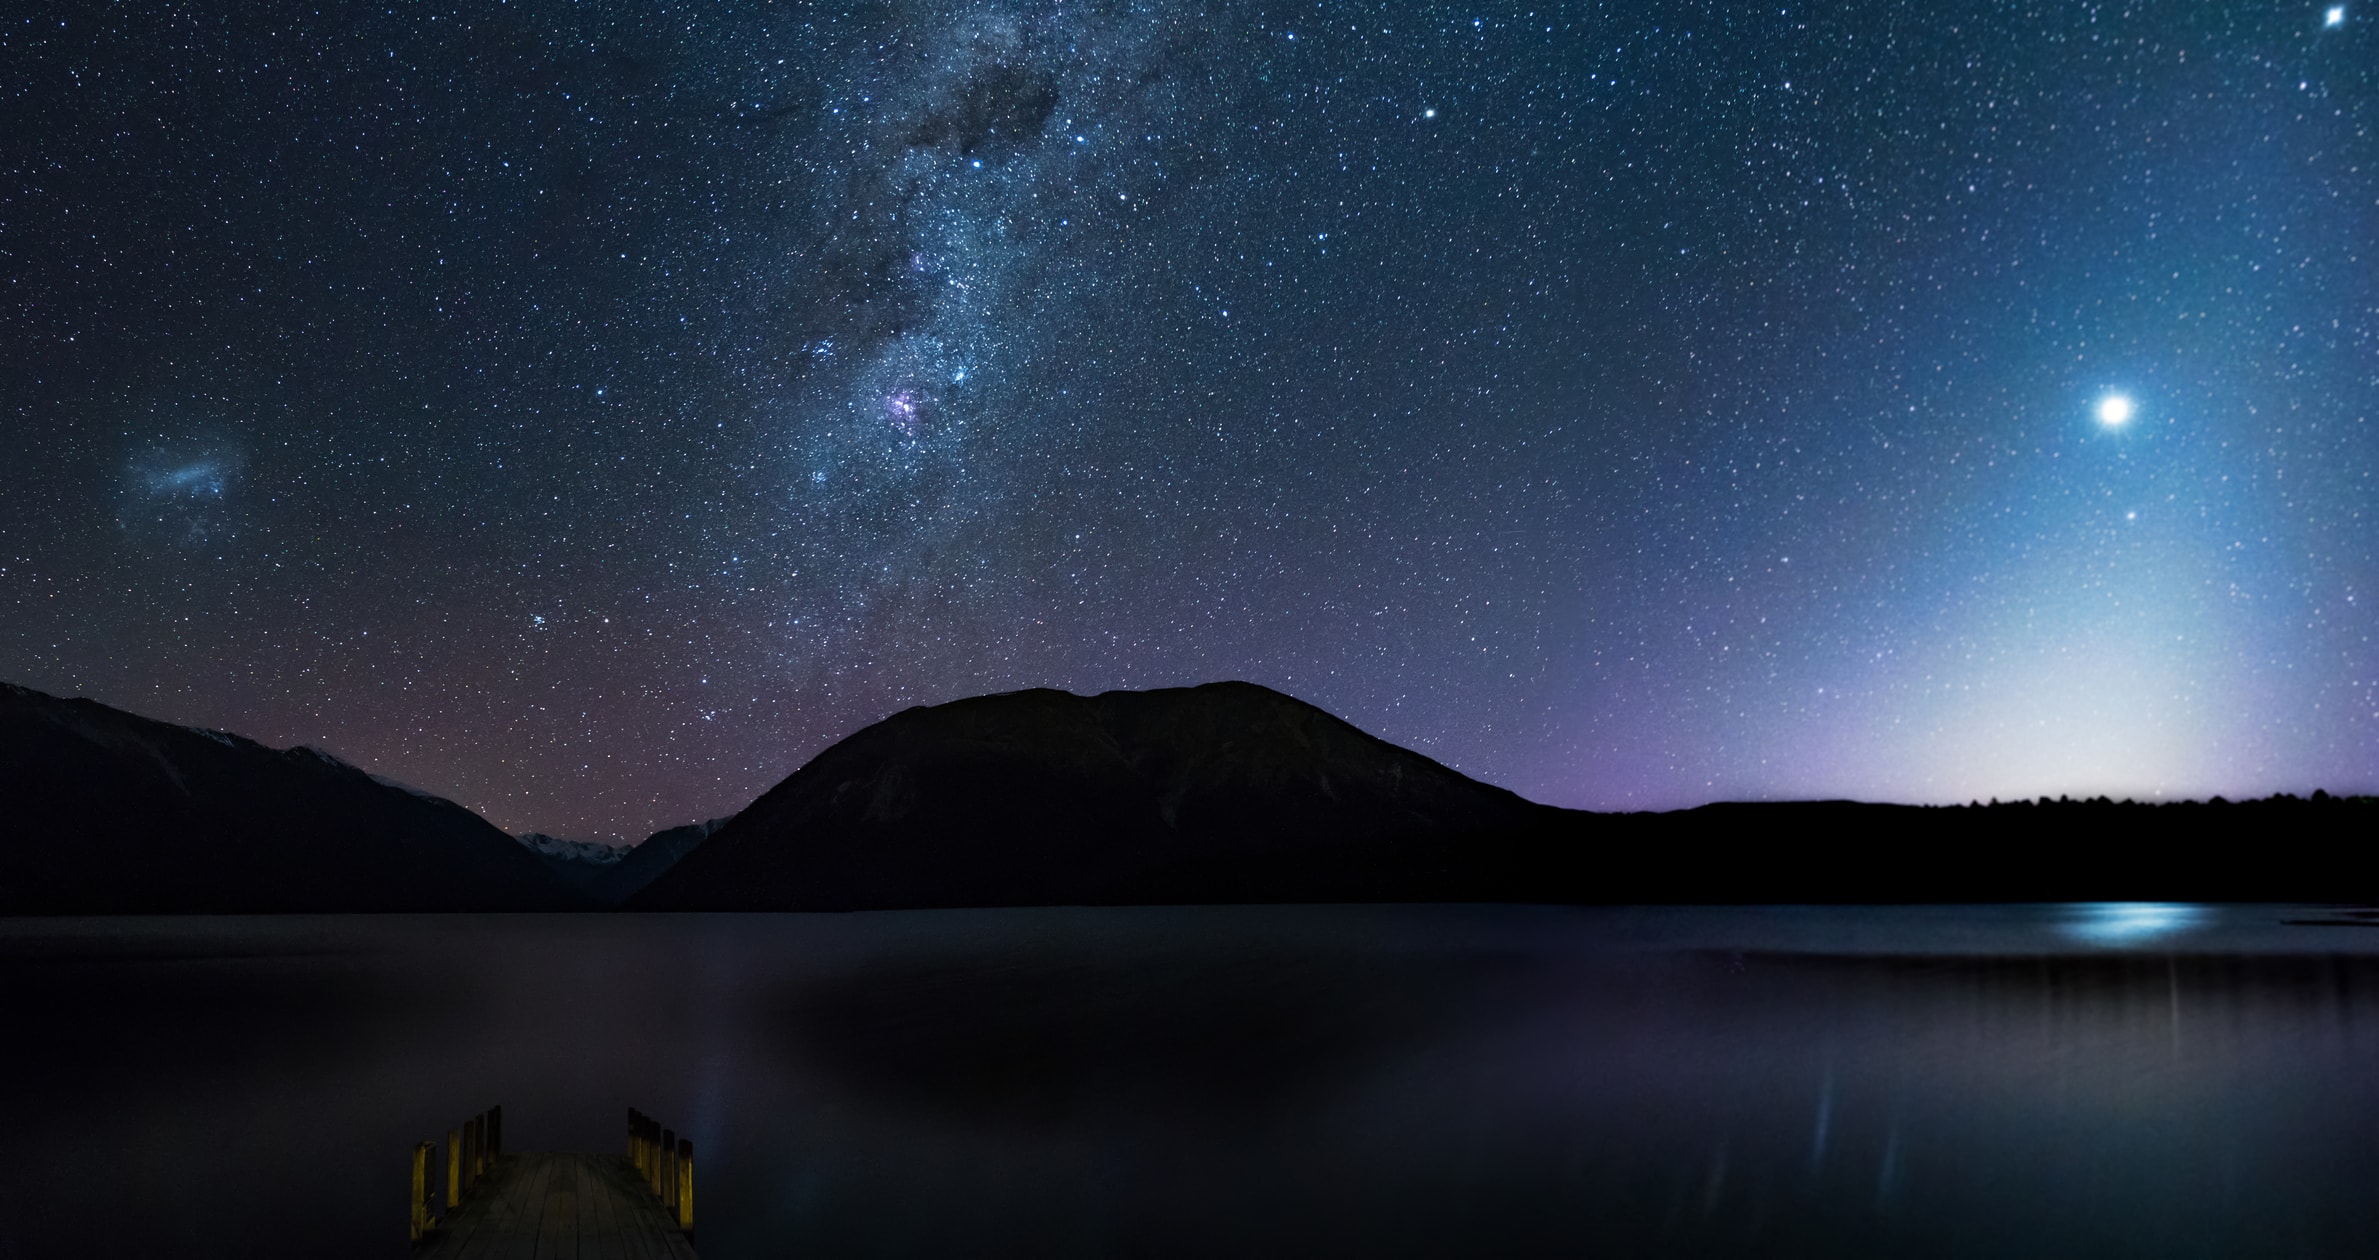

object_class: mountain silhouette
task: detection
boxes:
[0,683,585,912]
[630,681,1568,910]
[8,679,2374,913]
[629,682,2379,909]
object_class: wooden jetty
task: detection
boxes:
[410,1105,697,1258]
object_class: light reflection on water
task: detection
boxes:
[2060,902,2212,946]
[3,905,2378,1258]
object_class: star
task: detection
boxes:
[2326,6,2346,27]
[2096,394,2134,426]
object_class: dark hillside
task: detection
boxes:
[633,683,2379,909]
[632,681,1561,910]
[0,683,585,912]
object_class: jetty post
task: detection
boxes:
[677,1138,694,1232]
[661,1128,677,1210]
[488,1104,501,1158]
[616,1109,696,1233]
[409,1141,433,1242]
[420,1107,504,1246]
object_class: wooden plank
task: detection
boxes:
[502,1158,562,1260]
[533,1188,578,1260]
[584,1156,629,1260]
[440,1156,529,1260]
[438,1154,517,1258]
[575,1155,602,1247]
[584,1153,641,1259]
[473,1157,532,1260]
[607,1155,667,1260]
[531,1159,573,1260]
[594,1150,651,1245]
[461,1157,548,1260]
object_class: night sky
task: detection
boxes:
[4,2,2373,840]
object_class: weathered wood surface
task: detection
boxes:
[417,1152,697,1259]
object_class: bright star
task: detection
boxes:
[2326,5,2346,26]
[2096,394,2134,426]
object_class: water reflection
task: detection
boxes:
[3,906,2378,1258]
[778,946,1514,1126]
[2060,902,2211,946]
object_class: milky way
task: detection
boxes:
[3,2,2373,837]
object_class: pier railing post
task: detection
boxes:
[488,1105,501,1160]
[677,1138,694,1233]
[447,1127,462,1207]
[661,1128,676,1203]
[627,1108,639,1168]
[410,1141,431,1242]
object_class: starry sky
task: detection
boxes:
[4,1,2374,840]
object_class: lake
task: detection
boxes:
[5,904,2378,1257]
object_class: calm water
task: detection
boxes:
[6,904,2379,1257]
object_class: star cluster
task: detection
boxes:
[3,2,2373,837]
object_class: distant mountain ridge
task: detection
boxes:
[0,683,585,912]
[518,820,726,904]
[517,832,629,868]
[513,832,626,895]
[6,680,2376,912]
[631,681,1565,910]
[601,817,726,902]
[627,682,2379,908]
